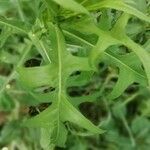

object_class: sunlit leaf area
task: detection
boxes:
[0,0,150,150]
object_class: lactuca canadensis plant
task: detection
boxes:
[0,0,150,149]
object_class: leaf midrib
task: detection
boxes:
[55,26,62,143]
[105,52,146,80]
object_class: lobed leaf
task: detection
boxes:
[19,23,104,147]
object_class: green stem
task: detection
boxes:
[122,116,136,147]
[28,33,52,63]
[0,42,32,95]
[80,0,88,5]
[15,0,25,21]
[121,93,138,106]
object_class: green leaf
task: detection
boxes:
[131,116,150,134]
[104,50,147,99]
[62,24,148,99]
[18,65,56,89]
[66,13,150,96]
[67,71,94,87]
[0,1,14,14]
[20,23,103,147]
[28,32,52,63]
[0,121,21,145]
[139,98,150,117]
[61,98,104,134]
[87,0,150,23]
[132,0,147,13]
[0,51,19,64]
[0,26,13,48]
[112,102,126,118]
[0,92,15,111]
[0,16,30,33]
[51,0,89,14]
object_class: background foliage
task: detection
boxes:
[0,0,150,150]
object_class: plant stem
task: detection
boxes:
[0,41,32,95]
[15,0,25,21]
[122,116,136,147]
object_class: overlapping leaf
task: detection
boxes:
[63,12,150,99]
